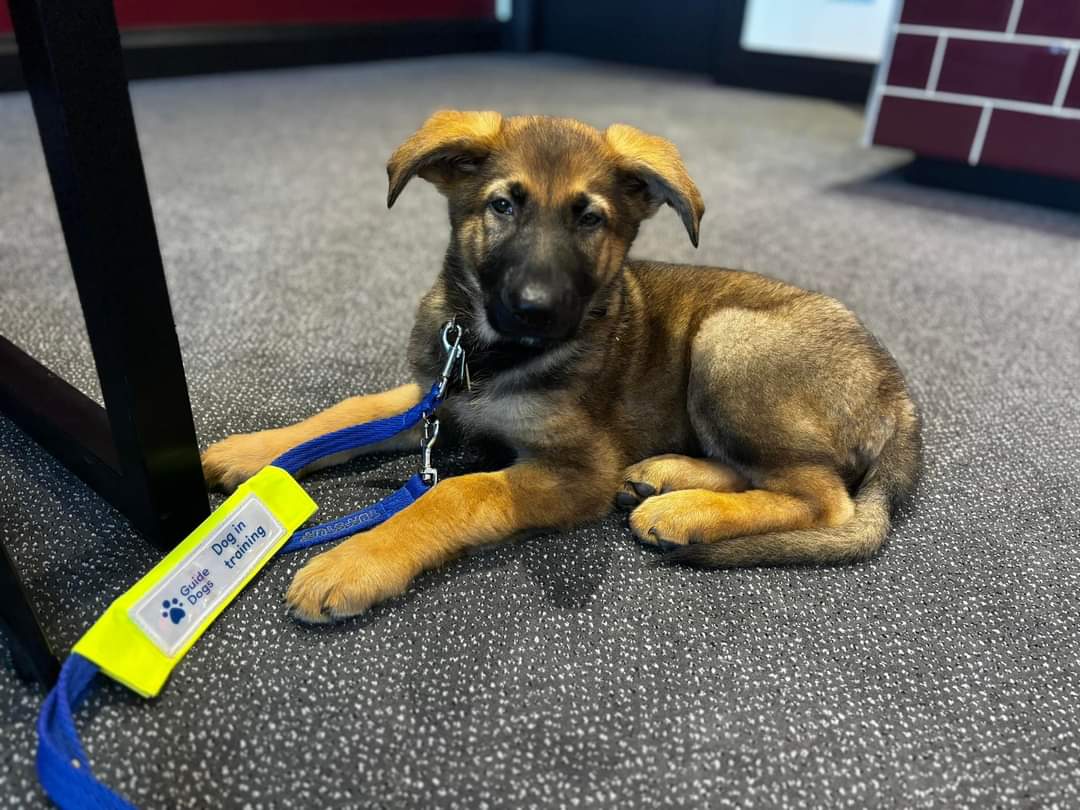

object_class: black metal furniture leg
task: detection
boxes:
[0,542,59,686]
[3,0,209,548]
[0,0,211,685]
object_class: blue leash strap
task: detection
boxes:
[280,473,431,553]
[271,384,441,476]
[270,382,441,555]
[37,654,136,809]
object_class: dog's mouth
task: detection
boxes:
[506,334,550,348]
[488,330,565,358]
[466,328,559,376]
[483,302,610,351]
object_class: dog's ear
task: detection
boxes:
[387,110,503,208]
[604,123,705,247]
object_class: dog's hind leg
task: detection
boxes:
[202,384,423,492]
[615,454,746,510]
[628,463,854,551]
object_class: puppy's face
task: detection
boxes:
[388,112,704,345]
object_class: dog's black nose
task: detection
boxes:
[492,273,582,341]
[503,282,559,333]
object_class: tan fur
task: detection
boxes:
[386,110,503,206]
[604,123,705,245]
[621,454,747,502]
[202,111,921,622]
[202,384,421,490]
[630,464,854,548]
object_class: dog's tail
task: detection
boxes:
[662,411,921,569]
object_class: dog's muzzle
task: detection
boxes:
[489,265,584,343]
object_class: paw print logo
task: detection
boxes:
[161,598,186,625]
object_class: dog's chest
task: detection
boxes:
[445,389,551,448]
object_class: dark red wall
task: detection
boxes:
[869,0,1080,180]
[0,1,494,34]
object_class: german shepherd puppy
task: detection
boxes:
[202,111,920,623]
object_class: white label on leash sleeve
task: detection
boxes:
[129,495,285,656]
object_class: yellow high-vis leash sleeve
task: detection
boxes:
[72,466,316,698]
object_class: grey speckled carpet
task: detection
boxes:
[2,54,1080,809]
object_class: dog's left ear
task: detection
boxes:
[605,123,705,247]
[387,110,503,207]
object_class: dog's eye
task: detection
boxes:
[578,212,604,228]
[489,198,514,216]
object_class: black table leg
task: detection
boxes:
[4,0,209,547]
[0,542,60,686]
[0,0,210,685]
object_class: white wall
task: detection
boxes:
[741,0,900,63]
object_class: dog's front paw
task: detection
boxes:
[202,430,290,492]
[629,491,704,549]
[285,537,418,623]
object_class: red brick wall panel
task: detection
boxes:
[980,111,1080,180]
[868,1,1080,181]
[900,0,1014,31]
[1017,0,1080,39]
[887,34,938,89]
[873,97,982,162]
[937,40,1067,104]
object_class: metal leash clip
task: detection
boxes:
[420,319,467,486]
[436,319,466,398]
[419,413,440,486]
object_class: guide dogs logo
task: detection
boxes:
[161,598,186,625]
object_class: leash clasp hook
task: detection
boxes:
[436,319,465,399]
[422,319,464,486]
[420,413,440,486]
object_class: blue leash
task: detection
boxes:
[37,655,137,810]
[276,383,441,552]
[36,323,466,809]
